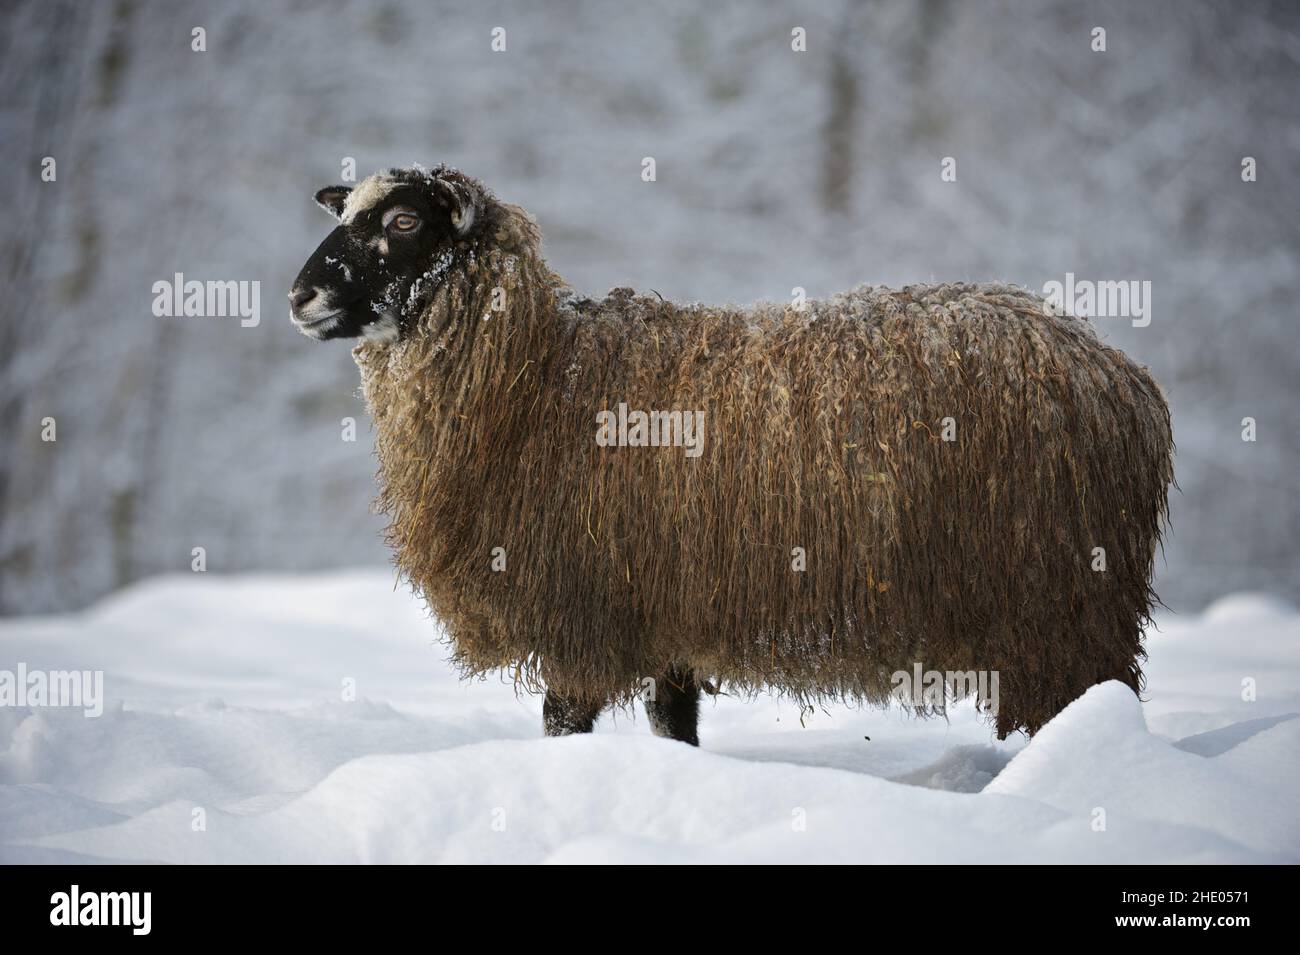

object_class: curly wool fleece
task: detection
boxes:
[354,204,1172,738]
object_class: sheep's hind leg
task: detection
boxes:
[542,689,604,736]
[645,667,701,746]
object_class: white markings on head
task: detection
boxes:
[344,170,481,238]
[340,175,399,225]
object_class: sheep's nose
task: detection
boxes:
[290,287,316,310]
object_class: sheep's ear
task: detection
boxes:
[447,200,476,236]
[314,186,352,220]
[433,180,480,237]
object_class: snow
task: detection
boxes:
[2,572,1296,863]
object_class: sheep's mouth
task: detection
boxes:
[293,311,341,328]
[290,309,344,338]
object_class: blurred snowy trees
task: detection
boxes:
[1,0,1296,613]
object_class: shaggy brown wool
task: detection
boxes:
[354,205,1173,738]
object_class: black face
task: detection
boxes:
[289,176,461,342]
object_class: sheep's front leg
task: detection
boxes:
[542,689,604,736]
[645,667,701,746]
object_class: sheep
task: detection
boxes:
[290,165,1174,742]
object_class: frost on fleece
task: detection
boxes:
[349,167,1174,738]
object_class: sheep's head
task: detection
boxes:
[289,165,491,342]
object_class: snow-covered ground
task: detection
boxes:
[1,571,1296,864]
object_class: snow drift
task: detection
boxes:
[1,572,1296,863]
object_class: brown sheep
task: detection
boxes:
[290,165,1174,742]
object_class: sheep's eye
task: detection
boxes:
[382,207,421,234]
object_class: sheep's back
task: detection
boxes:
[526,283,1171,718]
[373,279,1172,733]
